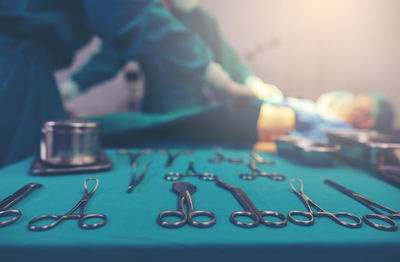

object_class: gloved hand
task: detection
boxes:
[244,75,284,103]
[59,79,81,101]
[205,62,255,100]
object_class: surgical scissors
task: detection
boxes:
[158,182,216,228]
[165,160,216,181]
[0,183,42,227]
[208,148,242,164]
[288,179,362,228]
[325,179,400,231]
[127,161,152,193]
[250,152,275,165]
[28,178,107,231]
[216,178,287,228]
[239,160,285,181]
[158,149,192,167]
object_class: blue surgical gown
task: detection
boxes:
[70,7,254,112]
[1,0,244,167]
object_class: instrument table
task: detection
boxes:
[1,149,399,262]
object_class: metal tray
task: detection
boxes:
[30,151,112,175]
[275,136,340,166]
[327,129,400,167]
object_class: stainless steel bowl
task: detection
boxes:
[40,121,102,166]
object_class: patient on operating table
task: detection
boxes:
[257,90,394,144]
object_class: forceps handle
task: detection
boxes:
[0,209,21,228]
[164,172,184,181]
[230,211,260,228]
[325,212,362,228]
[288,211,314,226]
[28,214,64,231]
[188,210,216,228]
[158,210,187,228]
[79,214,107,229]
[363,213,398,231]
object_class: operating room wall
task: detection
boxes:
[56,0,400,127]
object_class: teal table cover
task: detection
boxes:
[1,149,399,262]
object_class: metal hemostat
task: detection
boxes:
[158,182,216,228]
[165,160,217,182]
[216,178,287,228]
[208,147,243,164]
[118,149,152,166]
[127,161,152,193]
[28,178,107,231]
[325,179,400,231]
[288,179,362,228]
[158,149,192,167]
[239,160,285,181]
[0,183,42,228]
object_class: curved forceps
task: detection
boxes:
[158,182,216,228]
[0,183,42,227]
[288,179,362,228]
[216,179,287,228]
[164,160,216,182]
[240,160,285,181]
[28,178,107,231]
[158,149,192,167]
[208,148,242,164]
[325,179,400,231]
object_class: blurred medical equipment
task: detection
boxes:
[165,160,216,182]
[28,178,107,231]
[216,178,287,228]
[0,183,42,227]
[158,182,216,228]
[40,121,102,166]
[158,149,192,167]
[325,179,400,231]
[250,152,275,165]
[275,136,340,166]
[327,130,400,186]
[208,148,242,164]
[239,160,285,181]
[288,179,362,228]
[127,161,152,193]
[118,149,152,166]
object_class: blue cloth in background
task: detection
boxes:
[266,97,352,142]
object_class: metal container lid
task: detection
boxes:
[42,121,101,134]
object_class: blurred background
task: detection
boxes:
[55,0,399,127]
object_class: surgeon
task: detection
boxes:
[60,0,283,111]
[0,0,259,167]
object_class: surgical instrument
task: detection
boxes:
[250,152,275,165]
[158,149,192,167]
[216,178,287,228]
[239,160,285,181]
[28,178,107,231]
[165,160,216,182]
[0,183,42,228]
[288,179,362,228]
[158,182,216,228]
[208,148,242,164]
[325,179,400,231]
[118,149,152,166]
[127,160,152,193]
